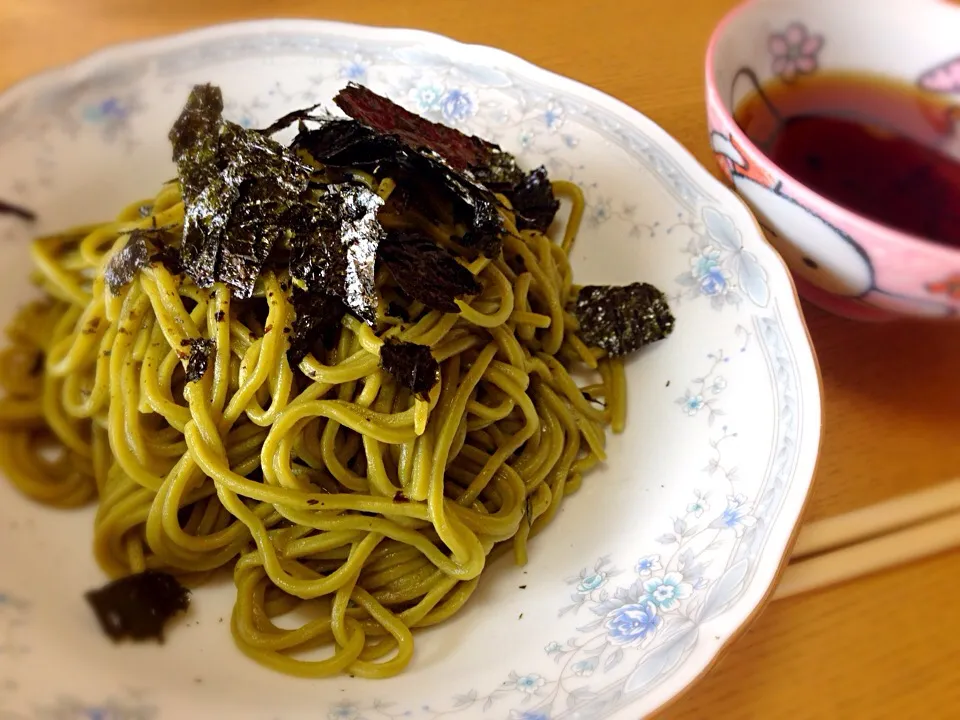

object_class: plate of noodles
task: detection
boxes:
[0,20,821,720]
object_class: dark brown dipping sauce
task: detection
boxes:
[735,72,960,248]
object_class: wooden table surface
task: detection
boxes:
[2,0,959,716]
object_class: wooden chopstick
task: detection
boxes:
[772,479,960,601]
[775,510,960,600]
[790,478,960,560]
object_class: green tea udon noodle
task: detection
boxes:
[0,174,634,678]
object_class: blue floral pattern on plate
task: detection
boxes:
[673,207,771,310]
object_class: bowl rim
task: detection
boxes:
[704,0,960,263]
[0,17,825,719]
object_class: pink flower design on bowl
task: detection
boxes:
[768,22,823,82]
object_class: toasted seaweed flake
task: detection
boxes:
[255,103,325,136]
[507,166,560,232]
[379,339,439,399]
[288,288,345,366]
[334,83,522,180]
[104,228,178,294]
[105,234,151,294]
[170,84,311,299]
[457,198,504,257]
[582,390,606,408]
[0,198,36,222]
[184,338,215,383]
[150,245,184,276]
[379,231,481,313]
[288,183,385,324]
[294,103,506,257]
[386,301,409,322]
[393,153,505,257]
[575,282,675,357]
[472,149,525,188]
[292,119,397,168]
[85,570,190,643]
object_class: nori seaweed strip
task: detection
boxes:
[104,228,178,294]
[215,177,291,295]
[183,338,215,383]
[379,338,439,399]
[287,288,345,366]
[293,116,505,257]
[287,183,385,324]
[379,231,481,313]
[203,123,310,296]
[169,84,224,215]
[169,85,237,289]
[292,119,400,169]
[333,83,524,186]
[255,103,325,136]
[170,84,311,298]
[574,282,675,357]
[0,198,36,222]
[85,570,190,643]
[504,166,560,232]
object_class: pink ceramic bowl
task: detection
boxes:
[705,0,960,320]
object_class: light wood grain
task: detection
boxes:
[2,0,959,717]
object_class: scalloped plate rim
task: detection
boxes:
[0,18,822,720]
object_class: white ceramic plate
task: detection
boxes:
[0,20,821,720]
